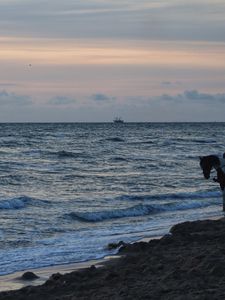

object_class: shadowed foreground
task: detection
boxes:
[1,218,225,300]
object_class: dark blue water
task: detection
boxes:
[0,123,224,275]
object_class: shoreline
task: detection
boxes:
[0,255,122,292]
[0,215,222,293]
[2,217,225,299]
[0,235,161,293]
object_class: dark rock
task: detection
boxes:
[49,273,63,281]
[90,265,96,271]
[159,234,173,245]
[119,241,149,254]
[21,271,39,280]
[107,241,126,250]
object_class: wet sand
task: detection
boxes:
[1,217,225,299]
[0,256,121,292]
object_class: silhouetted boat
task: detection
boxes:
[113,117,124,124]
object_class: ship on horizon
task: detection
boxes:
[113,117,124,124]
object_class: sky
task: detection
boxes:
[0,0,225,122]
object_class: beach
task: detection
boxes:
[1,217,225,299]
[0,0,224,295]
[1,123,225,299]
[0,123,224,278]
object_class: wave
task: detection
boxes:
[0,140,22,147]
[111,156,128,162]
[129,140,155,145]
[105,137,125,142]
[169,138,217,144]
[20,149,85,159]
[67,198,220,222]
[140,140,155,144]
[116,190,220,202]
[0,196,50,210]
[189,139,217,144]
[47,150,88,159]
[57,150,82,158]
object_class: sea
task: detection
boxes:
[0,122,224,276]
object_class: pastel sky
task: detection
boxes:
[0,0,225,122]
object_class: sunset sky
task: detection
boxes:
[0,0,225,122]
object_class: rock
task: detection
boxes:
[21,271,39,280]
[107,241,125,250]
[159,234,173,245]
[50,273,63,281]
[119,241,149,254]
[90,265,96,271]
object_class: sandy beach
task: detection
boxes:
[1,217,225,299]
[0,256,121,293]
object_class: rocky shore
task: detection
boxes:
[1,218,225,299]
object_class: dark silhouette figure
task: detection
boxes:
[200,154,225,211]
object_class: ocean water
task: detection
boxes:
[0,122,224,275]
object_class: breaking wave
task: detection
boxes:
[67,198,220,222]
[0,196,50,210]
